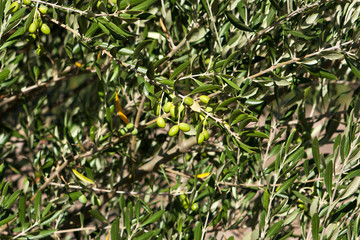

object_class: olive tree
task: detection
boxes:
[1,0,360,239]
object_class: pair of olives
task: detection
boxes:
[29,21,50,35]
[180,194,199,211]
[168,123,191,136]
[119,123,137,135]
[156,117,190,136]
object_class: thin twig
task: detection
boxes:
[130,95,146,158]
[48,182,191,196]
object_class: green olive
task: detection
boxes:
[199,95,210,104]
[110,0,117,4]
[154,103,160,115]
[36,45,44,56]
[10,2,19,12]
[191,203,199,211]
[39,5,48,14]
[23,0,31,5]
[170,105,177,119]
[168,125,179,137]
[28,23,37,33]
[205,107,213,113]
[79,195,87,204]
[40,23,51,35]
[131,128,138,135]
[179,123,190,132]
[183,97,193,106]
[126,123,134,130]
[156,117,166,128]
[119,128,126,136]
[26,34,36,42]
[197,133,205,144]
[203,129,210,140]
[180,194,187,201]
[163,102,172,113]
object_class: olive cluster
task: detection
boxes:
[27,3,51,36]
[119,123,138,136]
[11,1,51,37]
[156,95,211,144]
[180,194,199,211]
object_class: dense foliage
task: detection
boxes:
[2,0,360,239]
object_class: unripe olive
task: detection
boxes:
[154,103,160,115]
[179,123,190,132]
[79,195,87,204]
[26,34,36,42]
[156,117,166,128]
[110,0,117,4]
[168,125,179,137]
[40,23,51,35]
[39,5,48,14]
[131,128,138,135]
[33,18,40,28]
[203,129,210,140]
[180,194,186,201]
[10,2,19,12]
[184,97,193,106]
[191,203,199,211]
[163,102,172,113]
[126,123,134,130]
[36,45,44,56]
[28,23,37,33]
[119,128,126,135]
[23,0,31,5]
[197,133,205,144]
[199,95,210,104]
[170,105,177,118]
[205,107,213,113]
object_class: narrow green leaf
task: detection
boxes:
[170,61,189,80]
[25,229,57,239]
[33,190,41,222]
[89,209,107,223]
[302,65,337,80]
[276,175,297,195]
[293,191,312,204]
[284,147,304,165]
[40,210,63,226]
[245,99,264,105]
[140,210,165,227]
[265,220,284,238]
[111,218,120,240]
[146,62,155,80]
[0,214,16,228]
[194,221,202,240]
[154,57,169,69]
[324,161,333,197]
[190,84,221,95]
[134,230,160,240]
[340,176,360,200]
[225,11,254,32]
[133,40,152,60]
[19,195,26,230]
[131,0,157,10]
[4,189,20,209]
[215,97,241,112]
[312,137,321,172]
[345,56,360,79]
[311,213,319,240]
[262,188,270,211]
[222,76,241,90]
